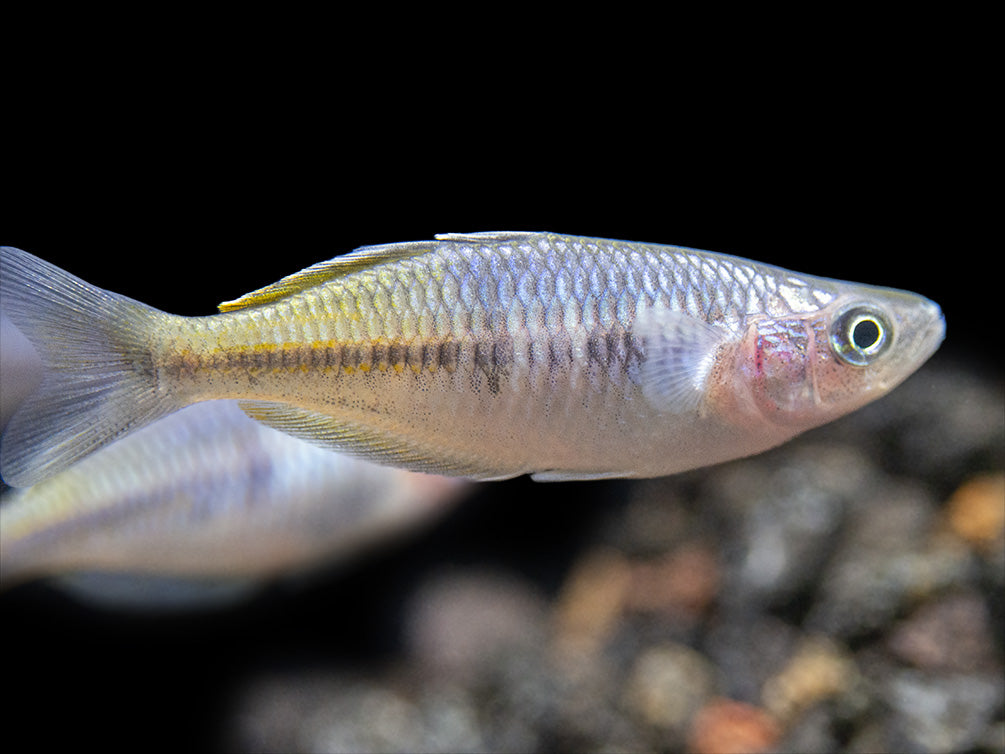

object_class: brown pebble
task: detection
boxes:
[552,547,632,651]
[687,698,781,754]
[626,541,721,617]
[887,590,1000,672]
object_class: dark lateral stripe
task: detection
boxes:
[170,332,619,388]
[171,337,510,378]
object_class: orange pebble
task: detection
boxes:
[687,697,781,754]
[945,473,1005,549]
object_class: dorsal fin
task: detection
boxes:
[217,239,439,312]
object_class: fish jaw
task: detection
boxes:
[725,285,945,431]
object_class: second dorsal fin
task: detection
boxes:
[433,231,541,244]
[217,239,439,312]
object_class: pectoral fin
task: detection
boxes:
[633,304,729,415]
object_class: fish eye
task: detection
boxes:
[830,305,892,366]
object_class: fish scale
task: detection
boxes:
[0,232,944,486]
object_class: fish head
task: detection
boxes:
[736,286,945,429]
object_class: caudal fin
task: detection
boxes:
[0,247,183,487]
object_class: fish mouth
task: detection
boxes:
[914,297,946,365]
[871,296,944,393]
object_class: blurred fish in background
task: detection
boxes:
[0,313,41,433]
[0,314,471,607]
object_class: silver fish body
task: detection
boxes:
[0,232,945,486]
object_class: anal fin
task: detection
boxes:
[239,401,521,481]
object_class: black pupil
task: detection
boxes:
[852,318,881,350]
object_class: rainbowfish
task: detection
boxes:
[0,232,944,487]
[0,400,467,592]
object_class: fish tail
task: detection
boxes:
[0,246,183,487]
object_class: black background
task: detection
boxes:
[2,29,997,752]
